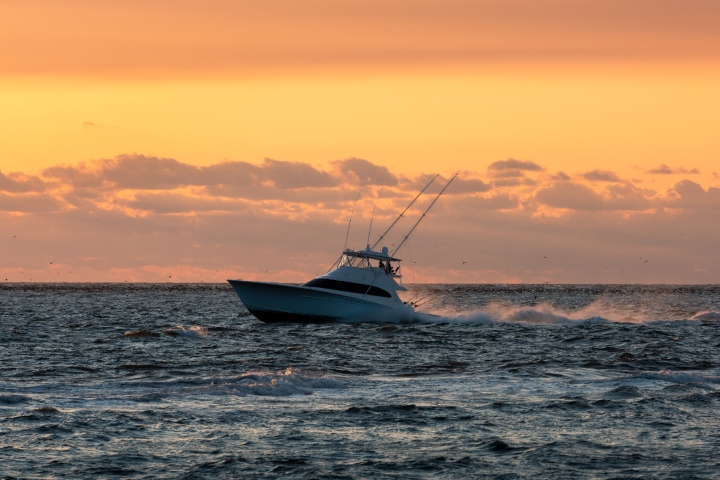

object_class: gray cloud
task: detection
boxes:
[102,155,201,189]
[201,161,260,187]
[0,193,63,213]
[492,178,537,188]
[42,155,342,192]
[43,163,104,189]
[536,182,603,210]
[583,170,622,182]
[535,181,652,211]
[204,184,354,203]
[666,180,720,210]
[454,193,519,211]
[126,193,251,214]
[647,164,700,175]
[335,158,398,186]
[488,159,544,172]
[648,163,674,174]
[488,170,527,179]
[261,158,338,189]
[0,171,46,193]
[447,177,492,194]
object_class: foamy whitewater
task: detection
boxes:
[1,283,719,478]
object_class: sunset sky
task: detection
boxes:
[2,0,719,283]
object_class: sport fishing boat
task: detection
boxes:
[228,174,457,323]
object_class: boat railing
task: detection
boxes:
[330,250,402,280]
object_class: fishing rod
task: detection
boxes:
[371,173,439,251]
[406,295,430,307]
[344,188,363,251]
[391,173,458,258]
[403,291,421,305]
[413,297,432,308]
[366,188,384,247]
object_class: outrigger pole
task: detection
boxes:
[344,188,363,251]
[371,174,440,251]
[390,173,458,258]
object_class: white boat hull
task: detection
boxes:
[228,280,403,323]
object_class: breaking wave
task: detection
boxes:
[644,370,720,387]
[122,330,160,338]
[162,325,208,338]
[206,367,345,397]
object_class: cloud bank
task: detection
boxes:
[1,155,718,284]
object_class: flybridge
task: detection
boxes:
[344,246,400,262]
[333,246,402,278]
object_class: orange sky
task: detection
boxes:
[1,0,719,283]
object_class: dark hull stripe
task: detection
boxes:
[248,308,338,324]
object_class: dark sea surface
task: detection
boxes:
[1,283,720,479]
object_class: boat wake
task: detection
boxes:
[403,302,720,326]
[690,311,720,323]
[411,306,610,325]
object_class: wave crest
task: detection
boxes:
[207,367,344,396]
[163,325,208,337]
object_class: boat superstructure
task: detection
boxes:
[228,246,409,323]
[229,173,457,323]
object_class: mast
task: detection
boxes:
[371,174,439,250]
[391,173,458,257]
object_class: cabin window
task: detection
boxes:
[303,278,392,298]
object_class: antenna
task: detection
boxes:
[344,188,363,250]
[366,188,384,247]
[391,173,458,257]
[371,174,439,250]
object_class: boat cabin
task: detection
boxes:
[332,246,402,278]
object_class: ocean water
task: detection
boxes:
[1,283,719,479]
